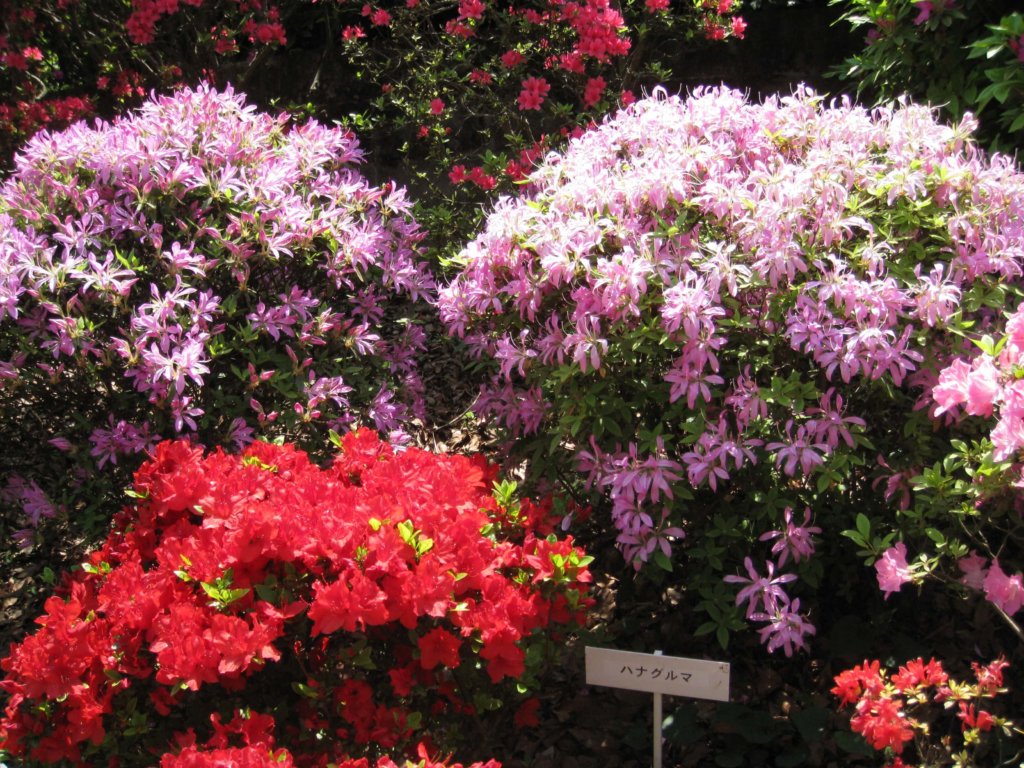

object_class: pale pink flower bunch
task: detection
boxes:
[934,306,1024,461]
[440,86,1024,652]
[0,84,434,534]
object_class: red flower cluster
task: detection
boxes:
[557,0,631,61]
[0,430,592,766]
[517,76,551,111]
[126,0,285,47]
[448,164,497,190]
[832,656,1014,764]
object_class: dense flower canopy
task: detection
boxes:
[0,84,435,532]
[439,85,1024,650]
[0,430,591,766]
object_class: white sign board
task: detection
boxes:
[585,646,730,702]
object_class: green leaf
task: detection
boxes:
[716,624,730,650]
[653,550,673,572]
[292,682,322,699]
[925,527,946,545]
[841,528,867,549]
[663,705,705,746]
[791,706,828,743]
[254,579,280,603]
[694,621,716,637]
[201,582,250,608]
[834,729,873,756]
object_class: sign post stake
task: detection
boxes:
[653,650,663,768]
[584,646,730,768]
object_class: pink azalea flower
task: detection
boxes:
[991,382,1024,460]
[913,0,955,25]
[1004,308,1024,360]
[759,506,821,567]
[964,357,1000,417]
[983,560,1024,615]
[875,542,912,599]
[724,557,797,618]
[958,551,988,591]
[932,357,971,414]
[913,0,934,24]
[751,599,815,657]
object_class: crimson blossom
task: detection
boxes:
[0,429,592,767]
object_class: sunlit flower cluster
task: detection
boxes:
[0,84,434,531]
[832,656,1013,765]
[440,85,1024,651]
[0,430,591,766]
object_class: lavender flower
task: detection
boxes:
[724,557,798,619]
[750,599,816,657]
[759,507,822,567]
[1,83,435,534]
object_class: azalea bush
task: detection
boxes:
[439,85,1024,653]
[0,0,289,165]
[832,657,1020,766]
[0,1,746,261]
[830,0,1024,150]
[326,0,745,256]
[0,83,434,542]
[0,429,593,766]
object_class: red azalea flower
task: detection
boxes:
[513,697,541,728]
[958,702,995,732]
[892,657,947,692]
[418,627,462,669]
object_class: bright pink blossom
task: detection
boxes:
[875,542,911,599]
[583,76,606,108]
[983,559,1024,615]
[964,357,1000,417]
[517,76,550,111]
[500,49,524,68]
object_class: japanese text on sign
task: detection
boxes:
[585,646,730,702]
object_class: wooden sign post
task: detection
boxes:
[585,647,730,768]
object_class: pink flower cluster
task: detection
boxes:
[440,86,1024,565]
[0,84,434,531]
[439,85,1024,652]
[934,306,1024,461]
[724,552,815,657]
[126,0,285,48]
[959,552,1024,615]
